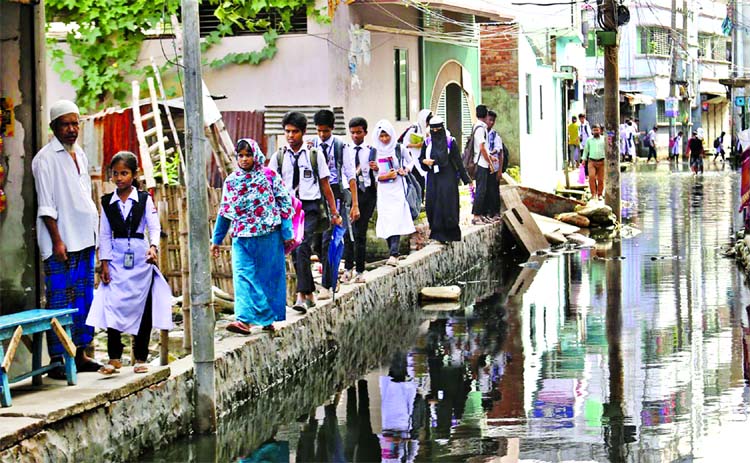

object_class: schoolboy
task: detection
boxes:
[344,117,378,284]
[269,111,342,313]
[311,110,360,300]
[471,105,500,224]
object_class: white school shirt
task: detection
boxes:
[98,187,161,261]
[473,120,489,168]
[269,145,331,201]
[403,125,427,177]
[313,135,356,189]
[32,136,99,261]
[579,120,591,146]
[671,135,682,155]
[346,142,375,189]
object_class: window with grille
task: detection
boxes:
[697,34,729,62]
[698,34,709,59]
[197,4,307,37]
[656,99,688,124]
[638,27,671,56]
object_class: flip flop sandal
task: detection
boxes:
[226,321,253,335]
[98,364,119,375]
[133,363,149,374]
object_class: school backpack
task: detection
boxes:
[397,124,418,144]
[713,137,721,149]
[669,137,676,150]
[275,146,330,228]
[462,125,483,180]
[501,142,510,173]
[262,168,304,255]
[394,145,422,220]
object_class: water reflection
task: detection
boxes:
[143,166,750,462]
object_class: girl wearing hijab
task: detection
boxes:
[374,120,416,266]
[403,109,433,198]
[211,138,296,335]
[420,116,471,243]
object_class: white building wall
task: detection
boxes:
[518,37,559,192]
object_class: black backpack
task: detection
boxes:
[713,137,721,149]
[462,125,483,179]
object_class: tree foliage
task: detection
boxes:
[46,0,327,112]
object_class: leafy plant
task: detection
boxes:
[46,1,328,111]
[46,0,180,111]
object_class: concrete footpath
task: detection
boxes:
[0,217,505,463]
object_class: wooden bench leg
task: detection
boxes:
[0,344,10,407]
[32,333,43,386]
[63,326,77,386]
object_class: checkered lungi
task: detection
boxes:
[43,246,95,357]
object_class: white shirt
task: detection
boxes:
[32,136,99,260]
[269,145,331,201]
[98,187,161,261]
[672,135,682,155]
[403,125,427,177]
[346,142,375,189]
[579,120,591,146]
[313,135,356,189]
[473,120,489,168]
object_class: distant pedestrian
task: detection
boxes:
[311,110,360,301]
[471,105,501,225]
[626,120,637,162]
[670,131,683,161]
[211,139,296,335]
[32,99,103,379]
[346,117,377,284]
[582,124,606,201]
[269,112,342,313]
[87,152,173,374]
[568,116,579,166]
[373,119,416,266]
[645,126,658,162]
[686,131,704,175]
[420,116,471,243]
[578,113,592,153]
[713,131,726,162]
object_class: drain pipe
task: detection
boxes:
[181,0,217,433]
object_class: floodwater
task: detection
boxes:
[144,162,750,462]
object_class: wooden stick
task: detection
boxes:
[50,318,77,358]
[160,330,169,366]
[1,326,23,372]
[179,193,192,351]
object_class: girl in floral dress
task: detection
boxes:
[211,138,295,334]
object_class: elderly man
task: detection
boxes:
[32,100,102,378]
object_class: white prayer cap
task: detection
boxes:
[429,116,444,126]
[49,100,80,122]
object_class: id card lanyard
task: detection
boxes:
[120,201,136,269]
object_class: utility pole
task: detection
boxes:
[181,0,217,433]
[602,0,620,221]
[681,0,690,142]
[668,0,678,141]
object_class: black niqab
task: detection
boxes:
[430,123,449,165]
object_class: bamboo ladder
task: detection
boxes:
[131,76,178,364]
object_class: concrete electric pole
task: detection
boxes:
[668,0,678,141]
[181,0,217,433]
[602,0,621,221]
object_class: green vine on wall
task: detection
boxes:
[46,1,328,112]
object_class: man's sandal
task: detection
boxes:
[133,363,149,374]
[98,359,122,376]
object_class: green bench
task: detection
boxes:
[0,308,78,407]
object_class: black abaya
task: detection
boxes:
[420,136,471,242]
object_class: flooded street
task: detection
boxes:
[145,163,750,462]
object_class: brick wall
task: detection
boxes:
[481,25,519,95]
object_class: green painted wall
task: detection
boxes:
[422,40,481,108]
[482,87,520,167]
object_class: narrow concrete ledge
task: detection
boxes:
[0,220,504,462]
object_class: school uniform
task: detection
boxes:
[86,187,173,362]
[349,142,378,273]
[471,120,500,217]
[313,136,356,289]
[269,145,331,294]
[374,120,416,256]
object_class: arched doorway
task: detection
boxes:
[429,60,476,148]
[436,83,473,148]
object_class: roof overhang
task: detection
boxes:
[354,0,515,22]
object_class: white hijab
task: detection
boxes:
[374,119,397,157]
[416,109,432,134]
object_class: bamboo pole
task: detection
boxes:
[1,326,23,372]
[157,188,170,366]
[178,193,192,351]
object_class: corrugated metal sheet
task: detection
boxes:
[264,105,347,136]
[79,107,143,174]
[221,111,266,154]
